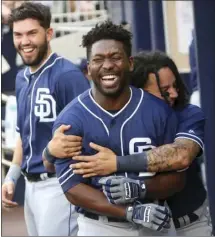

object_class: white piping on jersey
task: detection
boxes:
[120,88,144,177]
[89,88,133,118]
[24,67,29,82]
[58,168,72,181]
[78,95,110,136]
[29,52,55,74]
[175,136,204,150]
[26,56,63,172]
[60,173,75,186]
[175,132,204,148]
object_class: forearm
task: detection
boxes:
[145,172,186,200]
[66,183,126,218]
[4,135,22,185]
[12,135,23,166]
[42,146,56,173]
[117,139,200,173]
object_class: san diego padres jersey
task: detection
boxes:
[53,87,178,202]
[16,53,90,173]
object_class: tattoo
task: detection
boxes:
[146,139,201,172]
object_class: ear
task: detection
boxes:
[144,73,156,89]
[129,56,134,72]
[87,62,91,76]
[46,28,53,42]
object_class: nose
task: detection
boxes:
[102,58,114,70]
[169,87,178,99]
[21,35,31,46]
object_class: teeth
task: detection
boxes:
[23,48,34,53]
[102,75,116,80]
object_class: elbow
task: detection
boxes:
[178,155,192,170]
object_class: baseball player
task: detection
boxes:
[65,52,211,236]
[45,21,186,236]
[1,2,89,236]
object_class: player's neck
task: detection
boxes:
[29,47,52,73]
[92,86,131,111]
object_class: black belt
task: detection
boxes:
[84,212,127,223]
[22,171,56,182]
[173,212,199,228]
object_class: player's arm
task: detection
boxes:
[98,170,186,205]
[2,133,23,208]
[42,124,82,172]
[70,107,205,175]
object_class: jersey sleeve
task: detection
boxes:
[52,112,89,193]
[175,105,205,150]
[54,70,90,110]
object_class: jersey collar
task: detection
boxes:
[25,52,58,78]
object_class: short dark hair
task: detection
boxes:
[82,20,132,59]
[8,2,51,29]
[131,51,189,108]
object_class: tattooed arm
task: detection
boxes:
[70,138,201,177]
[145,138,200,172]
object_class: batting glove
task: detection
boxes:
[126,203,171,233]
[99,176,146,204]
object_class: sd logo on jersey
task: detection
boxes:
[34,88,57,122]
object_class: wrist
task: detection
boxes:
[43,146,56,164]
[4,163,21,186]
[117,152,148,172]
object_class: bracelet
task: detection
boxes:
[43,146,56,164]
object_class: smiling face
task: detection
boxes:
[13,18,53,68]
[144,67,178,107]
[88,39,133,97]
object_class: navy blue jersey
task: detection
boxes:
[175,104,205,151]
[53,87,178,209]
[16,53,90,173]
[167,104,206,219]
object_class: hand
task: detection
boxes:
[48,125,82,158]
[99,176,146,204]
[70,142,117,178]
[126,203,171,233]
[2,181,18,209]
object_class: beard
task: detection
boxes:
[18,38,48,67]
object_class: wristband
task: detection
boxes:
[125,205,134,222]
[43,146,56,164]
[139,180,147,199]
[4,163,21,186]
[117,152,148,172]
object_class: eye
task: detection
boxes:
[93,58,103,63]
[14,33,22,37]
[112,56,121,61]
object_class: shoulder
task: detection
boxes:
[176,104,205,121]
[53,57,89,85]
[55,57,80,72]
[53,57,80,77]
[54,89,90,124]
[142,90,174,115]
[16,67,27,81]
